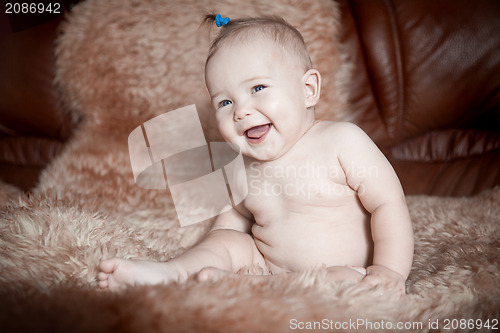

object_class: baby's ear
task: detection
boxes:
[303,69,321,109]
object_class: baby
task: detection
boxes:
[99,14,414,294]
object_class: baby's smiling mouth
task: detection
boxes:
[244,123,272,144]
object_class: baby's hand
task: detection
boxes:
[361,265,406,297]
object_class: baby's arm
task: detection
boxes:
[335,123,414,292]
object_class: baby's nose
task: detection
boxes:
[233,102,253,121]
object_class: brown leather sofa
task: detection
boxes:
[338,0,500,196]
[1,0,499,196]
[0,5,77,191]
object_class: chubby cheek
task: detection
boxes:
[216,114,237,142]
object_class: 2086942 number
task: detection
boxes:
[5,2,61,14]
[442,318,498,330]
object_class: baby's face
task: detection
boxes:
[205,38,314,161]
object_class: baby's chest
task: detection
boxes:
[244,161,355,211]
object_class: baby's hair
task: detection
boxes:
[203,13,313,70]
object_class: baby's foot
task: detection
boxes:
[195,267,234,282]
[98,258,186,291]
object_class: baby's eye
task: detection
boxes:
[252,85,266,93]
[219,100,232,108]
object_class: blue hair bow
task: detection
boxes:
[216,14,230,27]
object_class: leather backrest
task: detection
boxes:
[0,12,72,140]
[338,0,500,146]
[336,0,500,195]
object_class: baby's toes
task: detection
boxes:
[98,276,109,289]
[100,258,120,273]
[98,271,109,282]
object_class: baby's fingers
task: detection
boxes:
[360,273,382,286]
[346,265,367,276]
[362,275,405,298]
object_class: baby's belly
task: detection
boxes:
[251,204,372,273]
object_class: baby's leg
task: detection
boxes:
[326,266,366,283]
[196,232,266,282]
[99,229,265,291]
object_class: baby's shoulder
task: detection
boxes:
[317,121,368,143]
[316,121,382,162]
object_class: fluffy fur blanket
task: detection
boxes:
[1,0,499,332]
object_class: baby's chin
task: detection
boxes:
[242,145,286,162]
